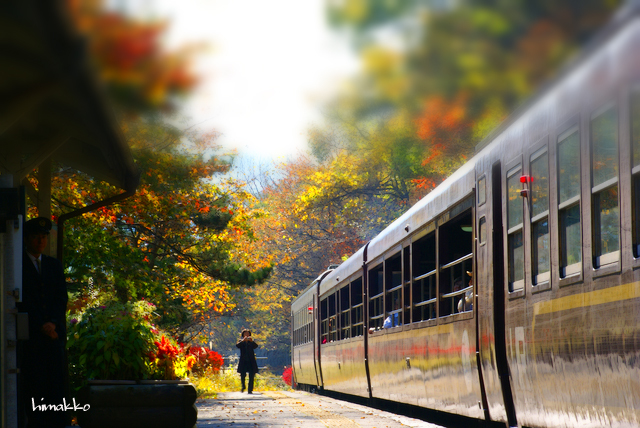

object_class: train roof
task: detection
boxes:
[292,268,334,312]
[319,246,366,296]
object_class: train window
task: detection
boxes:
[298,312,302,346]
[350,278,364,337]
[531,149,550,284]
[439,209,473,316]
[403,246,411,324]
[385,252,402,328]
[507,166,524,291]
[558,127,582,277]
[368,264,384,330]
[293,311,298,346]
[339,284,350,340]
[479,216,487,244]
[591,106,619,267]
[320,298,328,344]
[478,176,486,206]
[328,293,337,342]
[412,232,436,322]
[632,90,640,257]
[308,303,312,343]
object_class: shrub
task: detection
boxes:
[148,335,196,380]
[68,300,224,389]
[66,301,158,388]
[282,366,293,386]
[187,345,224,375]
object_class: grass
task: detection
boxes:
[191,365,291,398]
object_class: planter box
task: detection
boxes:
[77,380,197,428]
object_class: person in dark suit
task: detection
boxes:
[236,329,259,394]
[18,217,68,428]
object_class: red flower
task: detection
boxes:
[282,367,293,386]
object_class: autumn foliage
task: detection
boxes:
[52,0,624,361]
[67,0,198,112]
[187,346,224,375]
[282,367,293,387]
[225,0,622,358]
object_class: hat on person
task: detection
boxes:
[24,217,52,235]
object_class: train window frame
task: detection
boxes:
[339,282,351,340]
[402,243,411,325]
[478,175,486,206]
[506,163,525,293]
[478,216,487,246]
[557,125,583,280]
[368,262,385,331]
[530,144,551,289]
[350,277,364,337]
[410,224,437,324]
[320,297,328,345]
[328,293,337,342]
[590,103,621,270]
[384,249,403,329]
[437,200,474,318]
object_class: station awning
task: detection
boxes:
[0,0,138,192]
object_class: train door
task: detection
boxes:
[313,284,323,388]
[362,243,373,398]
[491,162,518,427]
[473,179,491,421]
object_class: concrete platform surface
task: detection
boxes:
[196,390,446,428]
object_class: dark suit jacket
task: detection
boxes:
[19,252,68,341]
[236,338,259,374]
[18,251,68,427]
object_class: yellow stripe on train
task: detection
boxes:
[533,281,640,317]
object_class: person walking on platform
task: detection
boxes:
[18,217,69,428]
[236,329,259,394]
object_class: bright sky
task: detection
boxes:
[127,0,359,161]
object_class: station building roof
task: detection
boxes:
[0,0,138,192]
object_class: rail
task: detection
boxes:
[414,297,436,307]
[440,253,473,271]
[414,269,436,282]
[441,285,473,314]
[440,285,473,300]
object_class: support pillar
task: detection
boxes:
[1,174,22,428]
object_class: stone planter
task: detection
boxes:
[77,380,197,428]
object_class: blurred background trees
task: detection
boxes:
[233,0,622,364]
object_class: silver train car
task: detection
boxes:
[291,4,640,427]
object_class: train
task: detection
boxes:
[290,3,640,428]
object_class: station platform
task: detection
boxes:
[196,390,445,428]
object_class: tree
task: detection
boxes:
[38,115,272,337]
[326,0,622,168]
[67,0,198,113]
[25,1,277,340]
